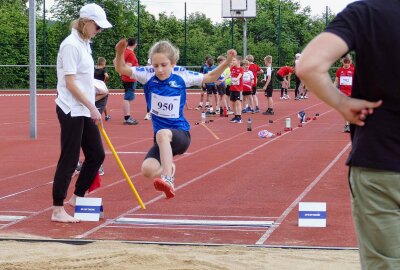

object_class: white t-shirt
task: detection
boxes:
[264,66,272,80]
[242,70,254,91]
[55,28,95,117]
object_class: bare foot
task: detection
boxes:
[67,194,81,207]
[51,206,80,223]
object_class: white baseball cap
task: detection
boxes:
[80,3,112,29]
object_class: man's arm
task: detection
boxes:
[296,32,382,126]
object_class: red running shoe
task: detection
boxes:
[154,175,175,199]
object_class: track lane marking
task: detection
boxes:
[255,142,351,245]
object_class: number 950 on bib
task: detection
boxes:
[151,93,181,119]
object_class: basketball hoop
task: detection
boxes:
[222,0,256,19]
[230,10,244,17]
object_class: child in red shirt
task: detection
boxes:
[241,60,254,113]
[334,54,355,132]
[229,56,244,123]
[276,66,293,99]
[246,55,263,112]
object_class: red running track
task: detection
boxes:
[0,91,357,248]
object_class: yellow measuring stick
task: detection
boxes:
[98,123,146,209]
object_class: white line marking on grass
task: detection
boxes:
[255,142,351,245]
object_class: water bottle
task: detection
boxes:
[285,117,291,129]
[247,118,252,131]
[201,111,206,123]
[223,107,228,117]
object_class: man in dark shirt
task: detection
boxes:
[297,1,400,269]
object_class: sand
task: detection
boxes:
[0,239,360,270]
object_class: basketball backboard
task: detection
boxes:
[221,0,256,18]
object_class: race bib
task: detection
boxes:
[151,93,180,119]
[231,77,240,85]
[340,76,352,86]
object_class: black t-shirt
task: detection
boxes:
[325,0,400,172]
[94,67,107,81]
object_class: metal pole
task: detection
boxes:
[231,18,234,49]
[278,2,282,67]
[29,0,37,139]
[43,0,46,89]
[243,18,247,57]
[325,6,329,26]
[137,0,140,63]
[184,2,187,66]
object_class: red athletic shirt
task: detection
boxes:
[248,63,262,86]
[121,48,138,82]
[230,66,244,92]
[336,66,355,96]
[277,66,293,77]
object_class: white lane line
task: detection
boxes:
[255,142,351,245]
[0,215,26,221]
[0,165,55,183]
[110,151,192,155]
[0,181,53,200]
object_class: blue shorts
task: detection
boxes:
[122,81,137,101]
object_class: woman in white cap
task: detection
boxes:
[52,3,112,223]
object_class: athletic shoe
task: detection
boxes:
[227,110,234,115]
[262,110,274,115]
[254,107,260,113]
[343,124,350,133]
[284,94,290,99]
[154,175,175,199]
[144,113,152,120]
[105,115,111,121]
[236,118,242,123]
[230,117,238,123]
[123,117,138,125]
[280,96,285,100]
[98,164,104,176]
[241,109,247,113]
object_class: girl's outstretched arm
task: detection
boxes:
[114,39,133,78]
